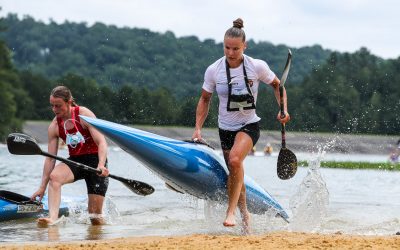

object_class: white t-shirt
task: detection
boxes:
[202,54,276,130]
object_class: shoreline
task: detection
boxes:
[1,232,400,249]
[22,121,398,155]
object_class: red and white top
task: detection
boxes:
[57,106,98,156]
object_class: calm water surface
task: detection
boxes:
[0,143,399,242]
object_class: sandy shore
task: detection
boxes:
[1,232,399,249]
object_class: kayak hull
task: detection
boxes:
[0,190,69,222]
[80,116,289,220]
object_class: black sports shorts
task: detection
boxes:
[218,122,260,150]
[67,154,109,197]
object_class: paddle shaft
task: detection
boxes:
[278,50,291,149]
[7,132,154,195]
[41,151,121,182]
[279,85,286,149]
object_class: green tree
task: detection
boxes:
[0,38,26,139]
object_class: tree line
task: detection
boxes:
[0,13,399,141]
[0,14,331,97]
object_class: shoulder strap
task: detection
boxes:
[226,58,256,111]
[73,106,80,122]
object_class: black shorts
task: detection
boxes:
[218,122,260,150]
[67,154,109,197]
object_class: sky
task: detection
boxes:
[0,0,398,59]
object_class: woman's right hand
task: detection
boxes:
[276,110,291,124]
[31,187,46,202]
[192,129,202,141]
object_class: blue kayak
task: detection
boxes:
[80,116,289,221]
[0,190,70,222]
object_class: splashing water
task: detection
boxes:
[288,138,334,232]
[67,196,120,225]
[203,199,287,235]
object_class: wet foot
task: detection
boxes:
[89,213,106,225]
[223,213,236,227]
[37,217,54,227]
[90,218,106,225]
[37,216,65,227]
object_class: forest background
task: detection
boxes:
[0,13,399,141]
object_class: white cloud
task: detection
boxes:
[0,0,398,58]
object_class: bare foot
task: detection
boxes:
[223,213,236,227]
[89,213,106,225]
[90,217,105,225]
[37,217,54,227]
[37,216,65,227]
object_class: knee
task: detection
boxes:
[49,172,63,187]
[228,155,242,170]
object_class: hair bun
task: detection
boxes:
[233,18,244,29]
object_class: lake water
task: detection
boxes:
[0,143,399,242]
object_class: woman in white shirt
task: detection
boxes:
[192,18,290,232]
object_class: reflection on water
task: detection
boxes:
[1,143,400,242]
[46,226,60,241]
[86,225,106,240]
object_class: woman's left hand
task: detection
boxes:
[276,111,291,124]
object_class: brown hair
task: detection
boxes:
[224,18,246,42]
[50,85,77,107]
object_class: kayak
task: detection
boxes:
[80,116,289,221]
[0,190,70,222]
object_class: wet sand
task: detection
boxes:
[1,232,399,249]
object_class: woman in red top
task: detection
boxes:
[31,85,109,225]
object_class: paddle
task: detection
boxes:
[7,133,155,196]
[277,49,298,180]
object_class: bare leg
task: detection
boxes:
[38,163,74,226]
[238,184,251,234]
[221,150,235,226]
[223,132,253,228]
[88,194,105,225]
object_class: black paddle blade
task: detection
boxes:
[277,148,298,180]
[122,181,154,196]
[110,174,154,196]
[7,133,42,155]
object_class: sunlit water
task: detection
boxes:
[0,142,399,243]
